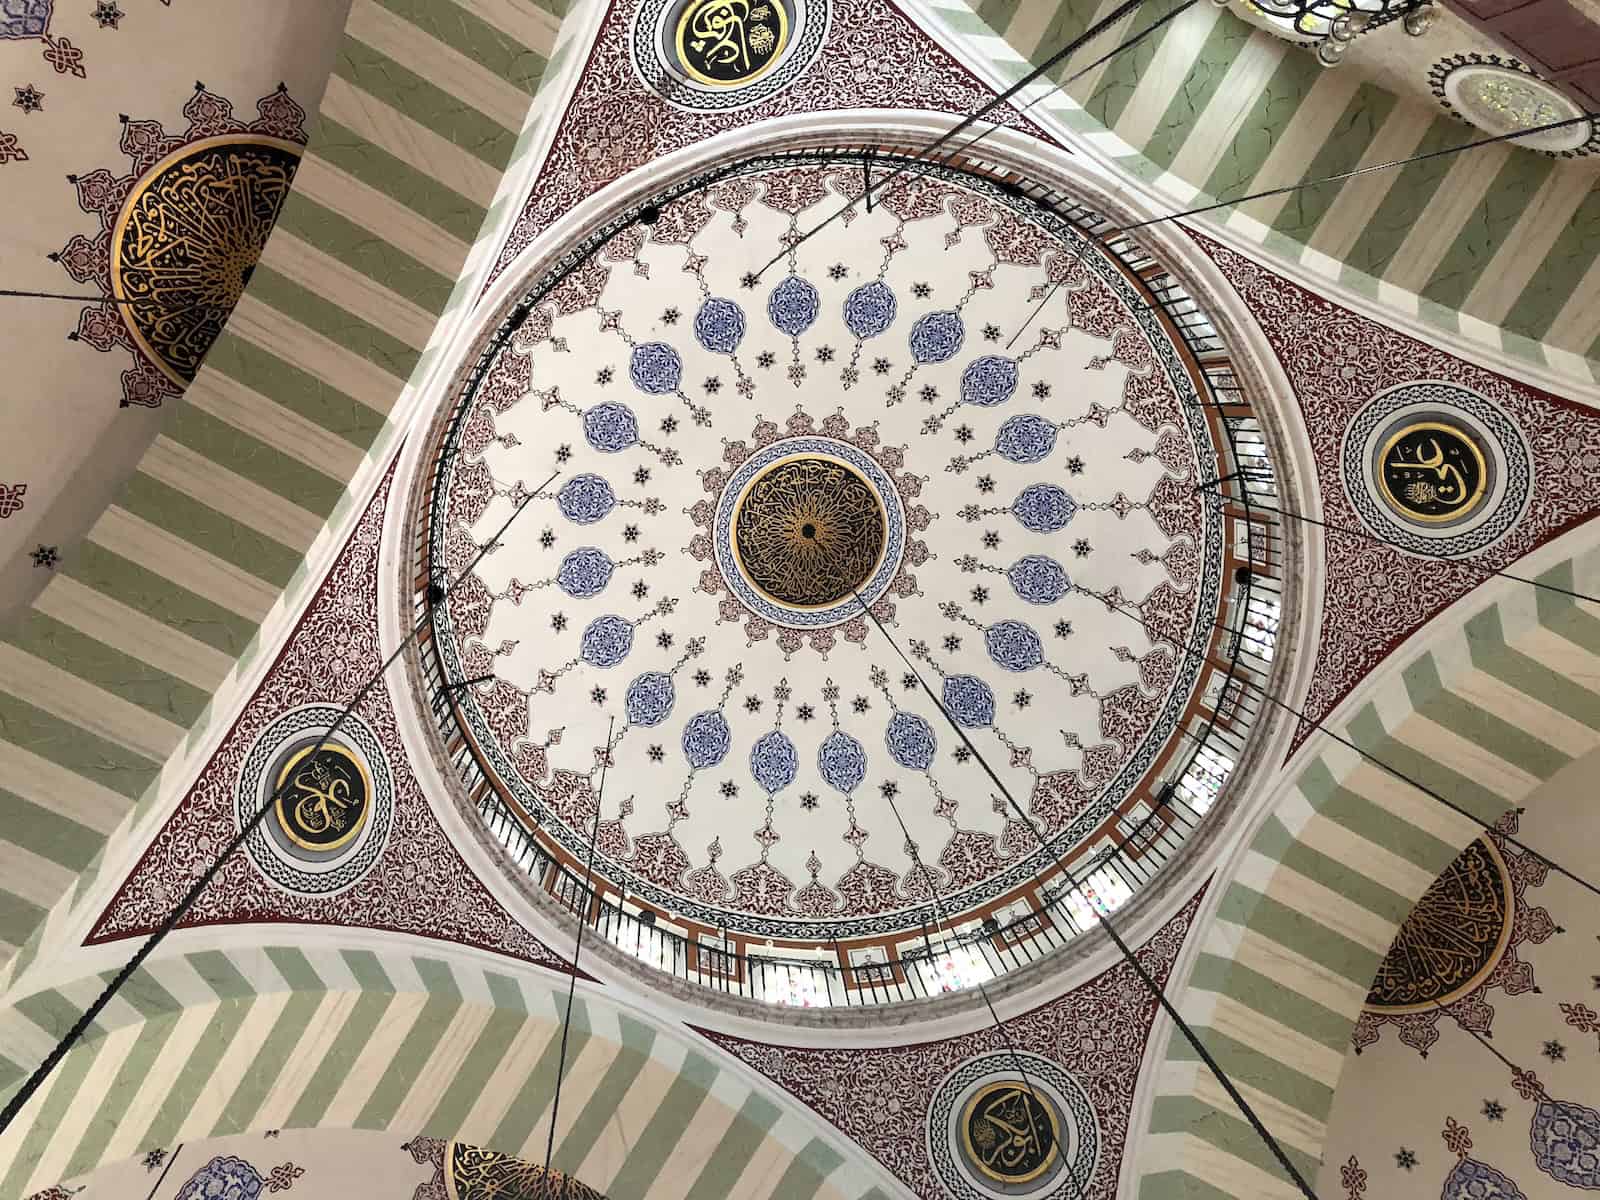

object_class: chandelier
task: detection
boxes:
[1228,0,1439,65]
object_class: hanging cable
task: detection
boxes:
[0,467,560,1137]
[849,590,1323,1200]
[1075,579,1600,903]
[1195,485,1600,608]
[543,716,616,1181]
[756,0,1163,275]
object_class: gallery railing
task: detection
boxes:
[409,145,1287,1008]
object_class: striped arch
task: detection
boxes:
[920,0,1600,384]
[0,943,893,1200]
[0,0,590,970]
[1137,539,1600,1199]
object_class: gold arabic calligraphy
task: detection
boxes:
[675,0,788,86]
[1378,422,1487,523]
[273,744,370,852]
[963,1082,1059,1184]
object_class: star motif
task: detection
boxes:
[657,631,673,649]
[555,444,572,463]
[538,528,556,549]
[976,475,995,494]
[704,376,721,394]
[693,669,711,687]
[1482,1100,1504,1121]
[982,323,1000,341]
[1543,1039,1566,1061]
[1395,1149,1417,1171]
[596,366,613,384]
[1013,690,1031,708]
[815,345,834,363]
[982,530,1000,549]
[631,581,648,599]
[1066,456,1084,475]
[551,613,567,631]
[744,695,762,713]
[30,544,57,569]
[648,745,664,762]
[756,351,775,368]
[633,466,650,485]
[943,635,961,652]
[799,792,818,810]
[920,385,938,403]
[828,263,847,280]
[902,673,918,691]
[880,781,898,799]
[661,307,680,325]
[590,686,606,704]
[623,524,640,543]
[1054,620,1073,638]
[954,425,973,444]
[12,84,43,114]
[911,281,931,298]
[720,780,738,798]
[796,704,814,722]
[660,415,678,434]
[91,0,123,28]
[740,271,759,290]
[852,695,869,713]
[1032,381,1050,399]
[1074,539,1092,558]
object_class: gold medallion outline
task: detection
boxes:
[960,1079,1063,1186]
[673,0,790,88]
[1375,419,1489,525]
[271,741,373,853]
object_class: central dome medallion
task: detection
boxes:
[417,147,1267,960]
[733,452,890,609]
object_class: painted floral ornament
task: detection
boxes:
[1440,1117,1525,1200]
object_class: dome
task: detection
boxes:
[410,143,1284,996]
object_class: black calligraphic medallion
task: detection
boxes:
[113,136,302,386]
[1377,421,1488,524]
[732,456,887,607]
[272,743,372,853]
[674,0,789,86]
[1365,837,1512,1013]
[961,1081,1061,1185]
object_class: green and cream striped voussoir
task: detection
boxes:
[0,0,570,975]
[929,0,1600,383]
[0,944,893,1200]
[1139,543,1600,1200]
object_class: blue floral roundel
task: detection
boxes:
[959,355,1019,407]
[625,671,675,727]
[985,620,1044,672]
[695,297,746,354]
[909,310,965,364]
[1531,1096,1600,1189]
[1012,483,1076,533]
[995,414,1057,464]
[818,729,867,794]
[682,710,732,769]
[629,341,682,394]
[582,402,639,453]
[942,674,995,727]
[579,615,634,668]
[1006,555,1069,605]
[886,711,936,771]
[767,276,820,337]
[556,547,614,598]
[557,474,616,524]
[843,281,897,338]
[750,729,799,794]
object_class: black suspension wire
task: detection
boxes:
[543,715,615,1181]
[1197,486,1600,608]
[841,577,1086,1200]
[0,471,559,1137]
[1075,580,1600,903]
[0,288,139,303]
[849,591,1322,1200]
[1120,111,1599,233]
[755,0,1160,276]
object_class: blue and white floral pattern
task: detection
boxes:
[556,547,614,598]
[767,275,820,336]
[557,474,616,524]
[579,615,634,668]
[959,355,1019,407]
[1441,1157,1526,1200]
[843,281,897,338]
[0,1,52,38]
[1012,483,1076,533]
[942,675,996,727]
[1006,555,1069,605]
[681,711,732,769]
[985,620,1044,672]
[909,311,964,364]
[624,671,675,727]
[1531,1097,1600,1189]
[818,729,867,794]
[750,729,799,794]
[175,1156,266,1200]
[629,341,682,394]
[694,297,746,354]
[994,414,1057,464]
[583,402,639,453]
[886,711,936,771]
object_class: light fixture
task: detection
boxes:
[1237,0,1434,65]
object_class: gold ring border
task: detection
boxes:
[1364,835,1515,1015]
[673,0,791,88]
[271,741,373,853]
[110,132,304,389]
[960,1079,1063,1186]
[729,451,890,611]
[1375,419,1490,526]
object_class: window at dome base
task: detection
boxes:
[409,145,1293,1010]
